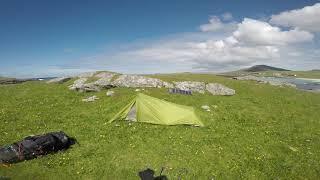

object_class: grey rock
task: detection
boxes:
[174,81,206,93]
[206,83,235,96]
[82,95,99,102]
[81,83,100,92]
[201,105,211,111]
[163,81,174,88]
[112,75,164,88]
[69,78,101,92]
[94,78,114,88]
[46,77,71,84]
[106,90,114,96]
[69,78,88,91]
[201,105,210,110]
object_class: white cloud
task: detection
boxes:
[122,17,314,71]
[49,5,320,75]
[195,44,278,65]
[270,3,320,32]
[200,16,224,32]
[233,18,314,46]
[222,12,233,21]
[102,36,281,72]
[225,36,238,45]
[200,16,237,32]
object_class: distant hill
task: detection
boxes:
[0,76,54,85]
[219,65,291,77]
[0,77,23,84]
[243,65,290,72]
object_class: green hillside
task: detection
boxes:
[0,74,320,179]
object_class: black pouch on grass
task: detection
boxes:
[138,168,168,180]
[0,131,76,164]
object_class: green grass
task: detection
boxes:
[0,74,320,179]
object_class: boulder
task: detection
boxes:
[46,77,71,84]
[106,90,114,96]
[206,83,235,96]
[69,78,88,91]
[112,75,164,88]
[81,83,100,92]
[174,81,206,93]
[201,105,210,111]
[163,82,174,88]
[94,78,114,88]
[69,78,101,92]
[82,95,99,102]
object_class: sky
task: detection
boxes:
[0,0,319,78]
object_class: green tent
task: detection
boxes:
[109,93,204,126]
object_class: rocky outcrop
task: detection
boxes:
[112,75,164,88]
[46,77,71,84]
[94,72,115,79]
[93,78,114,88]
[206,83,236,96]
[69,78,87,91]
[69,72,116,92]
[78,72,96,78]
[172,81,235,95]
[93,72,115,88]
[163,81,174,88]
[67,72,236,96]
[81,83,101,92]
[174,81,206,93]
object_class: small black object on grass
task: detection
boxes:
[168,88,192,95]
[0,131,77,164]
[138,167,168,180]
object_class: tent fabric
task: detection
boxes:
[109,93,204,126]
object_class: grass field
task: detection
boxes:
[0,74,320,179]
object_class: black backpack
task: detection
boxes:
[0,131,76,164]
[138,168,168,180]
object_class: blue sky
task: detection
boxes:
[0,0,319,77]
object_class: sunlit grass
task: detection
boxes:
[0,74,319,179]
